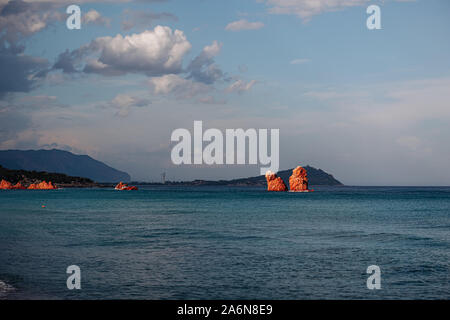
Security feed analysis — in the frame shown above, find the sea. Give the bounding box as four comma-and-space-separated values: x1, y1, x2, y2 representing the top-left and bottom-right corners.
0, 186, 449, 299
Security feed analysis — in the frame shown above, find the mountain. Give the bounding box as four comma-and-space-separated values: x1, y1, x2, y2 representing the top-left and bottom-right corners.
141, 165, 342, 186
0, 149, 130, 183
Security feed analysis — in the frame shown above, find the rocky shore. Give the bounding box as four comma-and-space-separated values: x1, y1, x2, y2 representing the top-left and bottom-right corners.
0, 179, 56, 190
0, 165, 105, 189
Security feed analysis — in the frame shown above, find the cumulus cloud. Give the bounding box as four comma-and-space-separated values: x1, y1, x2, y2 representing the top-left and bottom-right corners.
148, 74, 210, 99
49, 27, 227, 102
83, 9, 110, 26
187, 40, 224, 84
225, 19, 264, 31
0, 0, 64, 44
226, 79, 257, 93
121, 9, 177, 31
53, 26, 192, 77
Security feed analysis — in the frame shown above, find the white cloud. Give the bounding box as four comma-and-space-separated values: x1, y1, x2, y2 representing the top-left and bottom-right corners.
0, 0, 64, 44
201, 40, 222, 58
187, 40, 224, 84
110, 94, 150, 117
55, 26, 192, 77
226, 79, 257, 93
225, 19, 264, 31
148, 74, 210, 99
83, 9, 110, 26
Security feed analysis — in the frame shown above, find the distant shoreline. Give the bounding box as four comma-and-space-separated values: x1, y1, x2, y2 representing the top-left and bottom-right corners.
1, 164, 343, 188
129, 166, 343, 187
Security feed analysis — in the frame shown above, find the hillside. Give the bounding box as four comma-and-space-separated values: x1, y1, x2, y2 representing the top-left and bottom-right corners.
0, 165, 99, 188
0, 149, 130, 183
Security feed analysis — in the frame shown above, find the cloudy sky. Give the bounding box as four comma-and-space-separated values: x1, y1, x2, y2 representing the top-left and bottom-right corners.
1, 0, 450, 185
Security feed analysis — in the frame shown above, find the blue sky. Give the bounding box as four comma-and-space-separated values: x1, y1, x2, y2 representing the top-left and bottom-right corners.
1, 0, 450, 185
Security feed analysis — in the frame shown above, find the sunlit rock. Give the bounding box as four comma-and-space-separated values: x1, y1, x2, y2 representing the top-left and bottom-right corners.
12, 182, 26, 190
289, 166, 309, 192
115, 181, 138, 191
265, 171, 288, 192
0, 179, 13, 189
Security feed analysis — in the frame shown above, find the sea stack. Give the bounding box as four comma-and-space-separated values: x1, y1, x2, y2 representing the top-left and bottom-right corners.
265, 171, 288, 191
289, 166, 309, 192
114, 182, 138, 191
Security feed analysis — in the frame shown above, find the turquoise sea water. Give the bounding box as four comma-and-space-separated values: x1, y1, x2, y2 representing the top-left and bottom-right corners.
0, 186, 449, 299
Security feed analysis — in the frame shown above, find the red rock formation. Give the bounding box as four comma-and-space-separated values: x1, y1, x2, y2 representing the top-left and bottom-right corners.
265, 171, 288, 192
27, 181, 57, 190
289, 166, 309, 192
115, 182, 126, 190
12, 182, 26, 190
37, 181, 56, 189
0, 179, 13, 189
115, 182, 138, 191
27, 183, 38, 190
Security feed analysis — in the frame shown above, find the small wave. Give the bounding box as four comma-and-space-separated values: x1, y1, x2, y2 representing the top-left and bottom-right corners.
0, 280, 15, 299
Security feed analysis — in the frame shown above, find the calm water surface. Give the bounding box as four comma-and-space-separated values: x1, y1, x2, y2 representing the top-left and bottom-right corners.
0, 186, 449, 299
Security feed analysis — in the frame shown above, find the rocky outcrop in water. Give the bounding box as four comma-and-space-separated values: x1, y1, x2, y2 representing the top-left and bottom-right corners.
289, 166, 309, 192
265, 171, 288, 191
0, 179, 13, 189
27, 181, 57, 190
114, 182, 138, 191
0, 179, 56, 190
12, 182, 26, 189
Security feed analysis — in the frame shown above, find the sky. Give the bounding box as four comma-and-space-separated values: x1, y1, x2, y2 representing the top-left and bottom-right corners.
1, 0, 450, 185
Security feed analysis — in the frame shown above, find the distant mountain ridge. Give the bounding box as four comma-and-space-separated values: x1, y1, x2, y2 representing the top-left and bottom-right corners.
0, 149, 130, 183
